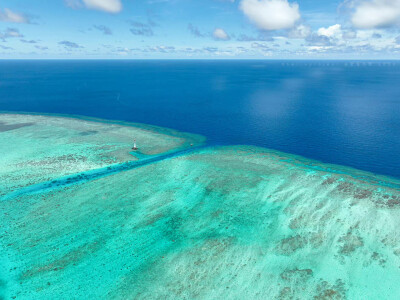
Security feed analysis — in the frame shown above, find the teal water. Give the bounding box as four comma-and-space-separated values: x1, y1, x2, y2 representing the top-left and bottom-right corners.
1, 145, 206, 201
1, 114, 400, 299
0, 113, 204, 197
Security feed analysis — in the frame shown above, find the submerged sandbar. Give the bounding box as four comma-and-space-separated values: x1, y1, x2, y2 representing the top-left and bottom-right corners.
0, 113, 204, 196
1, 114, 400, 299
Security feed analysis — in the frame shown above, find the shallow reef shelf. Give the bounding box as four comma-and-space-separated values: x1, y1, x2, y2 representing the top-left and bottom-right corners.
1, 145, 207, 201
1, 114, 400, 300
0, 113, 204, 197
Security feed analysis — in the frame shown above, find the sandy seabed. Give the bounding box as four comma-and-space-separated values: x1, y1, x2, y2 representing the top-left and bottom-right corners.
1, 114, 400, 300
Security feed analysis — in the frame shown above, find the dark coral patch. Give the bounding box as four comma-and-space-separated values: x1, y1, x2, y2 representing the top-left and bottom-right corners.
0, 121, 35, 132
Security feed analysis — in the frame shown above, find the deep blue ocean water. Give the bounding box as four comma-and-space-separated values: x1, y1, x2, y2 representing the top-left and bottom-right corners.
0, 60, 399, 178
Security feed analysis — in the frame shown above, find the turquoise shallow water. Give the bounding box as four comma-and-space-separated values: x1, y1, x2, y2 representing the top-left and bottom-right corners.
0, 113, 204, 197
1, 114, 400, 299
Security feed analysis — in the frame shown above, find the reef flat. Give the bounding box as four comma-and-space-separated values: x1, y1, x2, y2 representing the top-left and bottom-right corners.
1, 116, 400, 300
0, 113, 204, 197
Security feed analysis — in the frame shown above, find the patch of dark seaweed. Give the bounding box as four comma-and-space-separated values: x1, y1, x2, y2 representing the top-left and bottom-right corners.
314, 279, 347, 300
278, 286, 293, 299
276, 233, 324, 255
353, 189, 372, 199
78, 130, 98, 136
15, 155, 88, 168
280, 268, 313, 282
276, 235, 307, 255
19, 238, 104, 280
322, 177, 336, 185
0, 121, 35, 132
371, 251, 386, 267
372, 195, 400, 209
338, 231, 364, 255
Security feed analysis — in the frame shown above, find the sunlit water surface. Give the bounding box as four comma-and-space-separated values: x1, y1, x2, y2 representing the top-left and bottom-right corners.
0, 60, 399, 177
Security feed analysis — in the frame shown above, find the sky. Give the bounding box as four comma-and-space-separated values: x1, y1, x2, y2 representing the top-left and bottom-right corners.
1, 0, 400, 59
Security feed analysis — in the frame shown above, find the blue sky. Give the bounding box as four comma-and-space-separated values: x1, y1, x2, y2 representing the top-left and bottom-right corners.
1, 0, 400, 59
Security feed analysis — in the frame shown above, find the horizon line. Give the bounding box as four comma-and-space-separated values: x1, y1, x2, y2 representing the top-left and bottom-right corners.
1, 58, 400, 61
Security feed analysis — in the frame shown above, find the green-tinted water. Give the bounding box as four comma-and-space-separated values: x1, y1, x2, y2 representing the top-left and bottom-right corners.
1, 114, 400, 299
0, 114, 204, 197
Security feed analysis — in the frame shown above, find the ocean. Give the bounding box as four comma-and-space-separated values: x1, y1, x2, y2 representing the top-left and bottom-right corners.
2, 63, 400, 299
0, 60, 399, 178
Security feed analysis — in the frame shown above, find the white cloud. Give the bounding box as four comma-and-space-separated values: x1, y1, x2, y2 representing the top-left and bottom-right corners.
316, 24, 358, 41
240, 0, 300, 30
351, 0, 400, 28
318, 24, 342, 38
0, 8, 29, 23
213, 28, 230, 40
307, 45, 333, 52
312, 24, 353, 46
66, 0, 122, 13
83, 0, 122, 13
